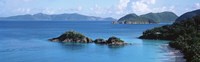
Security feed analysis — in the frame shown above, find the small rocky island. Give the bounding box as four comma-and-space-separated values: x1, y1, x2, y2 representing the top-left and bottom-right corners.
94, 37, 128, 45
49, 31, 128, 46
49, 31, 93, 43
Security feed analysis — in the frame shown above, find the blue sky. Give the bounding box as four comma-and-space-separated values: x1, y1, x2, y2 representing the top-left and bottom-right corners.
0, 0, 200, 19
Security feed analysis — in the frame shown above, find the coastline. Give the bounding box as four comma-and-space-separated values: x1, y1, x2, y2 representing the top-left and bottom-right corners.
160, 44, 186, 62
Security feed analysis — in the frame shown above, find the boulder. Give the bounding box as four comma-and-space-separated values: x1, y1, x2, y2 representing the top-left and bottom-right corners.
94, 36, 128, 45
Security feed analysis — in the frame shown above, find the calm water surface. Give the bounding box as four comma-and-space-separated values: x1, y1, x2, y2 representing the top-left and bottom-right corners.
0, 21, 180, 62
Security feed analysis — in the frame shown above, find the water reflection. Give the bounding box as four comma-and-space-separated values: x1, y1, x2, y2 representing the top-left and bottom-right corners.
108, 44, 125, 48
141, 39, 185, 62
59, 42, 87, 51
58, 42, 127, 51
159, 44, 186, 62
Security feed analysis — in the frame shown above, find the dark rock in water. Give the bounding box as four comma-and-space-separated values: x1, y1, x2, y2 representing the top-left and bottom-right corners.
94, 36, 128, 45
107, 36, 125, 45
49, 31, 93, 43
112, 21, 118, 24
49, 31, 129, 47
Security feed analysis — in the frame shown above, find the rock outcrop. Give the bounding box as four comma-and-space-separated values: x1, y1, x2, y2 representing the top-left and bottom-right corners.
49, 31, 130, 48
49, 31, 93, 43
94, 36, 128, 45
49, 31, 129, 46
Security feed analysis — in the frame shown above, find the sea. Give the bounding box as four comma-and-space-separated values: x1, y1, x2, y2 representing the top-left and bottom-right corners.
0, 21, 184, 62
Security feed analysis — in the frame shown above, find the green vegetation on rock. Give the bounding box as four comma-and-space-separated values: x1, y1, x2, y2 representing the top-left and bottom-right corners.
94, 36, 127, 45
117, 13, 156, 24
139, 14, 200, 62
49, 31, 128, 46
140, 12, 178, 23
116, 12, 178, 24
49, 31, 93, 43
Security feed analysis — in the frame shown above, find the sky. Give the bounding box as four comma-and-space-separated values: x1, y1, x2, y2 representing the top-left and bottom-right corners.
0, 0, 200, 19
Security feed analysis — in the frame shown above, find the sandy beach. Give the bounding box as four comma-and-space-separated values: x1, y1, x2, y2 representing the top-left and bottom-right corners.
160, 44, 186, 62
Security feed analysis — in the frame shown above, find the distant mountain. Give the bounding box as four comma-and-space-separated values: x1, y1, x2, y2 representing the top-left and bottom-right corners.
116, 13, 156, 24
140, 12, 178, 23
175, 9, 200, 22
116, 12, 178, 24
0, 13, 116, 21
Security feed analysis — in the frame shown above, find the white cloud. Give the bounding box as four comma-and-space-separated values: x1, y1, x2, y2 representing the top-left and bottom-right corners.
195, 3, 200, 9
149, 0, 156, 4
151, 6, 175, 13
42, 8, 56, 14
131, 0, 176, 15
89, 4, 115, 17
41, 7, 84, 14
140, 0, 156, 4
90, 4, 103, 15
77, 6, 83, 11
132, 1, 150, 13
117, 0, 130, 14
131, 0, 153, 14
1, 0, 179, 18
87, 0, 175, 18
16, 8, 31, 14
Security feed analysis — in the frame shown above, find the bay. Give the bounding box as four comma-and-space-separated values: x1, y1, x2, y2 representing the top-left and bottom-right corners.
0, 21, 180, 62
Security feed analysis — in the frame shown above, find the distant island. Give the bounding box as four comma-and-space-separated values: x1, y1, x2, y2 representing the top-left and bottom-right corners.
49, 31, 129, 46
116, 13, 156, 24
114, 11, 178, 24
0, 13, 116, 21
139, 9, 200, 62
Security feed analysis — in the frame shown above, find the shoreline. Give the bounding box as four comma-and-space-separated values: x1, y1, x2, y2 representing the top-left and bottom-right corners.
160, 44, 186, 62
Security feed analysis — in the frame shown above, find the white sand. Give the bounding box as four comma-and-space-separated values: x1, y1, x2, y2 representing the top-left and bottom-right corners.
159, 44, 186, 62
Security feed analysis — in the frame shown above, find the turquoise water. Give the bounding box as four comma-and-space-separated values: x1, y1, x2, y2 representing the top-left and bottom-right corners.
0, 21, 177, 62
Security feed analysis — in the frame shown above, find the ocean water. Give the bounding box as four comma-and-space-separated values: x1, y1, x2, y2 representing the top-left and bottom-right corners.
0, 21, 180, 62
